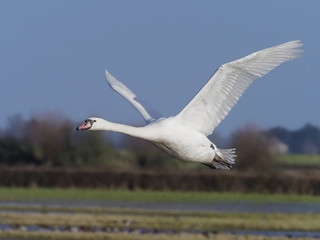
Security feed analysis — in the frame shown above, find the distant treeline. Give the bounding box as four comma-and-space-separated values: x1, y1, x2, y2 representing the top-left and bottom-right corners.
270, 124, 320, 154
0, 167, 319, 195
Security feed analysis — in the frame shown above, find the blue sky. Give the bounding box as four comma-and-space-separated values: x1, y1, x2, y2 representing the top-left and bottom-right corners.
1, 1, 319, 137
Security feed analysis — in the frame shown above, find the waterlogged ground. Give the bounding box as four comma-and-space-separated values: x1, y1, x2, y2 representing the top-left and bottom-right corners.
1, 198, 320, 213
0, 188, 320, 240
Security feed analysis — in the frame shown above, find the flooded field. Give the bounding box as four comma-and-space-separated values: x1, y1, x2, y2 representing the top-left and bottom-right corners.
1, 198, 320, 213
0, 188, 319, 240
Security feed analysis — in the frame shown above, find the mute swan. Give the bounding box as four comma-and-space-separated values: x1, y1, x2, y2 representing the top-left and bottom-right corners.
77, 40, 303, 169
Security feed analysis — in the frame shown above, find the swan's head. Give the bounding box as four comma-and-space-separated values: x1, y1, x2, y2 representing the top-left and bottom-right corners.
76, 117, 105, 131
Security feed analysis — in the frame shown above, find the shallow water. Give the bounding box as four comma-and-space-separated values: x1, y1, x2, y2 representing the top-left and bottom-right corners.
229, 230, 320, 238
1, 199, 320, 213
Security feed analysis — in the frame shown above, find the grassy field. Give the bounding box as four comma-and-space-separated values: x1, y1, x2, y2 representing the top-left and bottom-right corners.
1, 187, 320, 203
276, 154, 320, 167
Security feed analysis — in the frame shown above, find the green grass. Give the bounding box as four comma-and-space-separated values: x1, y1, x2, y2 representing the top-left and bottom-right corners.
0, 187, 320, 203
276, 154, 320, 167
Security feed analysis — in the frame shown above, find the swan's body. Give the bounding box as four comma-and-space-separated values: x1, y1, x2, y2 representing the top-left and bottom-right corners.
77, 41, 303, 169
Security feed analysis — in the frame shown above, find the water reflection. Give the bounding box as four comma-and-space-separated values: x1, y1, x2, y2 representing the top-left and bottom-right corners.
1, 199, 320, 213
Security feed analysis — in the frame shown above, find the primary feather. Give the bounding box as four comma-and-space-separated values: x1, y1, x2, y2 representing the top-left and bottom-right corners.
105, 69, 163, 123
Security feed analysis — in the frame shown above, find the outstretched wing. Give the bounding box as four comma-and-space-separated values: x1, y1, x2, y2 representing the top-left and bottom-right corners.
105, 69, 163, 124
176, 40, 303, 136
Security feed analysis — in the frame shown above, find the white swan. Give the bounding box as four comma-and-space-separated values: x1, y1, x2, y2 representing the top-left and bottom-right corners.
77, 40, 303, 169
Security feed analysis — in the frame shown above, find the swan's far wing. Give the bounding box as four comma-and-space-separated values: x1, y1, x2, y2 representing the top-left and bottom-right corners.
105, 69, 163, 124
176, 40, 303, 136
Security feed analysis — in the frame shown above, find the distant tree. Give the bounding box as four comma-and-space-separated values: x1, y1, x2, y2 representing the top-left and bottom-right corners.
0, 113, 115, 167
22, 114, 73, 166
269, 124, 320, 154
230, 125, 276, 172
296, 124, 320, 154
0, 137, 40, 166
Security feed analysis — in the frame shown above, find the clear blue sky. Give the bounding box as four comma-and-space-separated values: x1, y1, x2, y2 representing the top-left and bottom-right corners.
1, 1, 319, 137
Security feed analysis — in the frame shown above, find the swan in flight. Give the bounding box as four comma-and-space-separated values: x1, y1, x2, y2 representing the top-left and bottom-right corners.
77, 40, 303, 169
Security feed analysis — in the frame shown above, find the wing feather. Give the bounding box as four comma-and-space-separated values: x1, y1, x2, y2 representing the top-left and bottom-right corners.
176, 40, 303, 136
105, 69, 163, 124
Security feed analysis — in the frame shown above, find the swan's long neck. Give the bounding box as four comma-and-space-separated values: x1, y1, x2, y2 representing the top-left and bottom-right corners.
95, 119, 154, 141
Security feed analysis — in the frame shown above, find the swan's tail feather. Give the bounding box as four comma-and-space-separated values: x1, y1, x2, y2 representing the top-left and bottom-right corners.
203, 148, 236, 170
